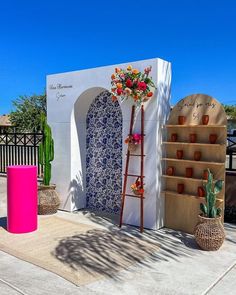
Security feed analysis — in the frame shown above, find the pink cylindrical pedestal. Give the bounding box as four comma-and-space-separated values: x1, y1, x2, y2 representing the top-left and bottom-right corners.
7, 165, 37, 234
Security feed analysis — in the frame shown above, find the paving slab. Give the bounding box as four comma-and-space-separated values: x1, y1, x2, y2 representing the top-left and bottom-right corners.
0, 176, 236, 295
207, 265, 236, 295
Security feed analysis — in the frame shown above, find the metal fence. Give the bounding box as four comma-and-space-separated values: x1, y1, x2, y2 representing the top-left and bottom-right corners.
0, 133, 43, 176
0, 132, 235, 175
226, 133, 236, 171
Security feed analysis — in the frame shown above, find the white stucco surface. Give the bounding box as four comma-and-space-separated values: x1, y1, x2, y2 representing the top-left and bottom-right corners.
47, 58, 171, 229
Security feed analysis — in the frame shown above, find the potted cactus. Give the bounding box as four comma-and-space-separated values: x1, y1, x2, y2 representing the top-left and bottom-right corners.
194, 169, 225, 251
38, 114, 60, 215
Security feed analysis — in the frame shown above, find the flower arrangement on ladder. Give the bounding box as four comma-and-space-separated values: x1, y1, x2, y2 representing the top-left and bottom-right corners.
110, 65, 156, 232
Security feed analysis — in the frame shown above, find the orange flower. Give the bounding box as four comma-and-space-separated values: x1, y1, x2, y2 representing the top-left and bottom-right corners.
127, 65, 132, 71
132, 69, 139, 75
111, 73, 116, 80
133, 94, 139, 101
115, 67, 121, 73
147, 91, 153, 97
124, 137, 130, 144
112, 95, 117, 102
116, 83, 123, 89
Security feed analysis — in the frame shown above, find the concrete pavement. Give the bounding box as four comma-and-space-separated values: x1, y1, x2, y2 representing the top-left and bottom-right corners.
0, 176, 236, 295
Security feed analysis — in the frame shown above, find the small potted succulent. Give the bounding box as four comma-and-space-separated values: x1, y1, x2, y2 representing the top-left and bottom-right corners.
38, 114, 60, 215
194, 169, 225, 251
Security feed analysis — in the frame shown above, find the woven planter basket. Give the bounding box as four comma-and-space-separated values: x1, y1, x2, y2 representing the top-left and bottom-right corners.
128, 142, 138, 152
38, 184, 60, 215
194, 215, 225, 251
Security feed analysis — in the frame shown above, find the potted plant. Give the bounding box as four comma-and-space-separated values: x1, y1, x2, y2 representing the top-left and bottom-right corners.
124, 133, 142, 152
194, 169, 225, 251
131, 177, 144, 195
38, 114, 60, 215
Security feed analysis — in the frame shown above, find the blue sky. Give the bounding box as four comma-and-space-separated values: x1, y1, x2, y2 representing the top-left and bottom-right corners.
0, 0, 235, 114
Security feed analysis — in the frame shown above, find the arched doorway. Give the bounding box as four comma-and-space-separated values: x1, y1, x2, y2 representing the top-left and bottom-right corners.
86, 90, 122, 213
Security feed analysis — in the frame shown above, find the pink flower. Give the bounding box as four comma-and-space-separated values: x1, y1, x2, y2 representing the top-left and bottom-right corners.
137, 81, 147, 91
144, 66, 152, 75
126, 79, 133, 88
133, 133, 142, 144
117, 88, 123, 95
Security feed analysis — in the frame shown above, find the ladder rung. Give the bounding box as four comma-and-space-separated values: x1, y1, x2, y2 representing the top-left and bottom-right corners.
122, 194, 145, 199
124, 174, 145, 178
127, 154, 146, 157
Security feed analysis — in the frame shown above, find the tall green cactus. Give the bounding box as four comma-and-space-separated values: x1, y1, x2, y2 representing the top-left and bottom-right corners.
39, 114, 54, 185
200, 169, 223, 218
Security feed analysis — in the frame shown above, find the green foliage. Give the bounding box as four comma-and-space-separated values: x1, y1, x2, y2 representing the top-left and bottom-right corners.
223, 104, 236, 119
39, 114, 54, 185
200, 169, 223, 218
9, 93, 46, 132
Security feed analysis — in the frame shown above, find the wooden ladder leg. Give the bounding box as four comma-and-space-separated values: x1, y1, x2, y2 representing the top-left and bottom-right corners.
140, 105, 145, 233
119, 105, 136, 228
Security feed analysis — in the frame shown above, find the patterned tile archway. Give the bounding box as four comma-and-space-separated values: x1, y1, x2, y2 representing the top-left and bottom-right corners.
86, 90, 122, 214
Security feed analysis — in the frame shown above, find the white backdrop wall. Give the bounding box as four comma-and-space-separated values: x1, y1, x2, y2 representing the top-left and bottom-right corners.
47, 58, 171, 229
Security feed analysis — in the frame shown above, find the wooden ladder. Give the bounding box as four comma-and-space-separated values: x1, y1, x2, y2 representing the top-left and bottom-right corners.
119, 104, 145, 233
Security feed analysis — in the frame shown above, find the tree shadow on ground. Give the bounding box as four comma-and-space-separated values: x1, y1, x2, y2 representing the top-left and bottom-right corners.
52, 209, 203, 280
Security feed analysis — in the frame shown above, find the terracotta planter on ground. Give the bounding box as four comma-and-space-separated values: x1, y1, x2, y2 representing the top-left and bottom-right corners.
202, 115, 209, 125
194, 151, 201, 161
209, 134, 218, 144
177, 150, 184, 159
186, 167, 193, 178
178, 116, 186, 125
166, 166, 174, 176
171, 133, 178, 142
38, 184, 60, 215
177, 183, 184, 194
194, 215, 225, 251
189, 133, 197, 143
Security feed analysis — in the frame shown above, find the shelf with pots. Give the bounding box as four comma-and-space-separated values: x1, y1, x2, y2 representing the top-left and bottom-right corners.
161, 190, 224, 203
162, 174, 215, 183
162, 142, 225, 147
162, 95, 227, 234
162, 158, 225, 166
164, 125, 226, 128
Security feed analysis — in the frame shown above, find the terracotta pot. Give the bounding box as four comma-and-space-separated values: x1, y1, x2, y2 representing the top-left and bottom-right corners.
171, 133, 178, 142
178, 116, 186, 125
166, 166, 174, 176
177, 150, 184, 159
194, 215, 225, 251
203, 170, 209, 180
194, 151, 201, 161
202, 115, 209, 125
209, 134, 218, 144
198, 186, 205, 198
177, 183, 184, 194
186, 167, 193, 178
189, 133, 197, 143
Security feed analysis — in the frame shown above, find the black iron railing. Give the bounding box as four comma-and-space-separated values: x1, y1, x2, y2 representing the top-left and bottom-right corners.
0, 133, 43, 176
227, 133, 236, 171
